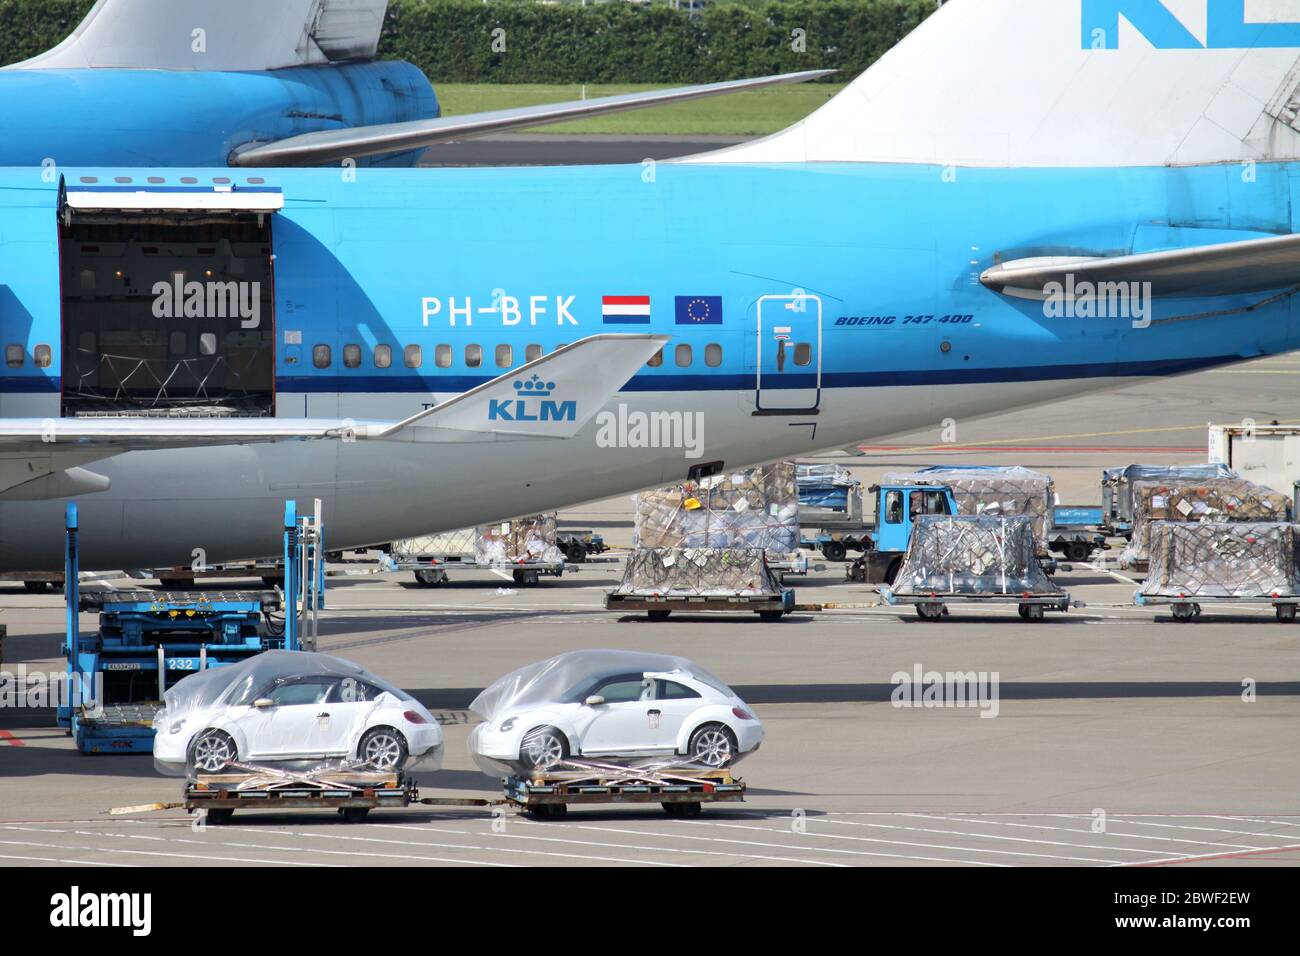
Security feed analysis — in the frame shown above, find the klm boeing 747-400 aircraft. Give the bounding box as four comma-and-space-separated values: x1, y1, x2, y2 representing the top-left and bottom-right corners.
5, 0, 1300, 572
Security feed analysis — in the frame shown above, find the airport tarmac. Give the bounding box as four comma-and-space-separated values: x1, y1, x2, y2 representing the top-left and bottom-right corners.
2, 357, 1299, 867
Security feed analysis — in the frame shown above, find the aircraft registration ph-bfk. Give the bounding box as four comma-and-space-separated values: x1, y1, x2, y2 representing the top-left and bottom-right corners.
5, 0, 1300, 572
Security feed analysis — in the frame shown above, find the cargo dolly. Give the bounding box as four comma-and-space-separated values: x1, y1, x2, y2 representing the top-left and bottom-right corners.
605, 587, 795, 621
1133, 590, 1300, 622
878, 585, 1072, 621
114, 760, 744, 824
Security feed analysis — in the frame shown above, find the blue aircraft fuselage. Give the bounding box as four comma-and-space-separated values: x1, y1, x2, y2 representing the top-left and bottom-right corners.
0, 158, 1296, 568
0, 61, 439, 168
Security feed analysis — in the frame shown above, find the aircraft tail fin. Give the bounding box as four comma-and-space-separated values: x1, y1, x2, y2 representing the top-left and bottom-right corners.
10, 0, 388, 72
690, 0, 1300, 168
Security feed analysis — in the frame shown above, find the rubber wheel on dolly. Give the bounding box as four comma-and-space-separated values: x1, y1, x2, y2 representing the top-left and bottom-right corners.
647, 609, 671, 621
1278, 604, 1298, 622
915, 602, 946, 621
527, 803, 568, 820
757, 610, 785, 622
1171, 603, 1200, 622
512, 569, 540, 586
566, 542, 587, 564
203, 807, 235, 826
1018, 604, 1045, 621
1065, 542, 1091, 562
662, 802, 703, 818
339, 807, 371, 823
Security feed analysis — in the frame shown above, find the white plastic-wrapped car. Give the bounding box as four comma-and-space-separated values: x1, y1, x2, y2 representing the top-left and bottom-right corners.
153, 650, 443, 777
469, 649, 762, 776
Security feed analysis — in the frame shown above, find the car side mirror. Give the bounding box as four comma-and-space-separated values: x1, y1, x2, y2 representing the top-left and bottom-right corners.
253, 698, 274, 709
584, 695, 605, 707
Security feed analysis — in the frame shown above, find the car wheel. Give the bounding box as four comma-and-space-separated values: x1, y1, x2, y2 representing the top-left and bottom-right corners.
688, 723, 738, 768
357, 726, 408, 772
189, 729, 237, 774
519, 725, 568, 771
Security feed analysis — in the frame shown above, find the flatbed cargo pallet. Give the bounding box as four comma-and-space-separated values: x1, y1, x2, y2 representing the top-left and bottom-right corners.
879, 586, 1071, 621
395, 556, 566, 587
1134, 591, 1300, 622
504, 767, 745, 818
185, 770, 419, 823
605, 589, 794, 621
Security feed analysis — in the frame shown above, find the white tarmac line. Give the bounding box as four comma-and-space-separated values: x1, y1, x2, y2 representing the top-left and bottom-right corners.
0, 838, 335, 867
504, 819, 999, 867
246, 824, 680, 867
175, 835, 519, 868
1104, 817, 1300, 841
891, 813, 1269, 851
688, 820, 1121, 864
0, 852, 132, 866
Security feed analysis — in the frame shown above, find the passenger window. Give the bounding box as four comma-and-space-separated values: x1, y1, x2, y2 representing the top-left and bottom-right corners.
199, 333, 218, 356
33, 345, 52, 369
5, 345, 23, 368
794, 342, 812, 367
647, 348, 663, 368
675, 344, 692, 367
704, 343, 722, 368
465, 344, 482, 368
374, 345, 392, 369
434, 344, 451, 368
594, 677, 653, 703
495, 344, 513, 368
657, 680, 701, 701
885, 491, 904, 524
313, 344, 332, 368
404, 345, 422, 369
525, 344, 542, 362
343, 344, 362, 369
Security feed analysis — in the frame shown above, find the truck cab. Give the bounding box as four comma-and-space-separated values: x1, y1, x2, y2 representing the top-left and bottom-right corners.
848, 483, 959, 584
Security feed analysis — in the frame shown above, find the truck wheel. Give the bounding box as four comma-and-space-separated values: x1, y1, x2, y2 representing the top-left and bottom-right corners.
884, 558, 903, 586
565, 542, 587, 563
822, 541, 847, 562
1065, 542, 1091, 562
847, 559, 867, 583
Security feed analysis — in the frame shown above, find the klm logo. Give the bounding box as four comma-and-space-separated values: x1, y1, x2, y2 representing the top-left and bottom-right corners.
1083, 0, 1300, 49
488, 374, 577, 423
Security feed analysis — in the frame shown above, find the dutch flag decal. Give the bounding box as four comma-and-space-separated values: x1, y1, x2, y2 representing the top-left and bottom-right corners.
602, 295, 651, 324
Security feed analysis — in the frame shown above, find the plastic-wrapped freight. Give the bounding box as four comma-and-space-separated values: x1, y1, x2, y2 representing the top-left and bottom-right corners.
468, 649, 763, 776
152, 650, 443, 781
891, 516, 1063, 596
1121, 479, 1290, 566
882, 466, 1054, 550
475, 514, 564, 565
1139, 521, 1300, 599
795, 462, 860, 510
389, 527, 478, 559
613, 548, 784, 597
1102, 463, 1234, 528
634, 463, 800, 559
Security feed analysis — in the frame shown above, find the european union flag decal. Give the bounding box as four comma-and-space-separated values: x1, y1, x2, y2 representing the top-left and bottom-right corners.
675, 295, 723, 325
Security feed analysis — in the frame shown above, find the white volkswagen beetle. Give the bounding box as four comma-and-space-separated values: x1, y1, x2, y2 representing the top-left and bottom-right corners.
469, 650, 762, 775
153, 650, 443, 776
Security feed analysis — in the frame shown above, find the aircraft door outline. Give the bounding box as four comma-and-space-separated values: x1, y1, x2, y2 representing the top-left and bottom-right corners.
755, 292, 822, 415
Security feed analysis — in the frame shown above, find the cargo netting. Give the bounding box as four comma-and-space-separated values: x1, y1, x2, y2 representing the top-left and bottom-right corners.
883, 466, 1053, 550
634, 463, 800, 559
795, 462, 860, 510
1102, 463, 1235, 525
613, 548, 784, 597
1120, 479, 1290, 566
390, 515, 563, 565
1139, 521, 1300, 599
890, 515, 1062, 596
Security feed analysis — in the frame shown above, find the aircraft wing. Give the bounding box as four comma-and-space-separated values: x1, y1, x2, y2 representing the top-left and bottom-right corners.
980, 233, 1300, 299
0, 333, 667, 498
231, 70, 835, 167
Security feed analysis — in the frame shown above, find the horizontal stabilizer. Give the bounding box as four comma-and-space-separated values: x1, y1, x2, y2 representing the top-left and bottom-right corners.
0, 333, 666, 493
980, 233, 1300, 299
231, 70, 834, 166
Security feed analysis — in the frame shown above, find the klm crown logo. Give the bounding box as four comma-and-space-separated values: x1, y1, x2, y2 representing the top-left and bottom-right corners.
1083, 0, 1300, 49
488, 374, 576, 423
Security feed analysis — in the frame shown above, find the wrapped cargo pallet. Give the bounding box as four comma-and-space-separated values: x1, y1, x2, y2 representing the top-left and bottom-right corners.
389, 527, 479, 560
634, 463, 800, 560
1139, 521, 1300, 599
882, 466, 1053, 550
476, 515, 564, 565
613, 548, 784, 597
795, 462, 860, 510
1120, 479, 1290, 566
1101, 463, 1234, 528
891, 515, 1062, 596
